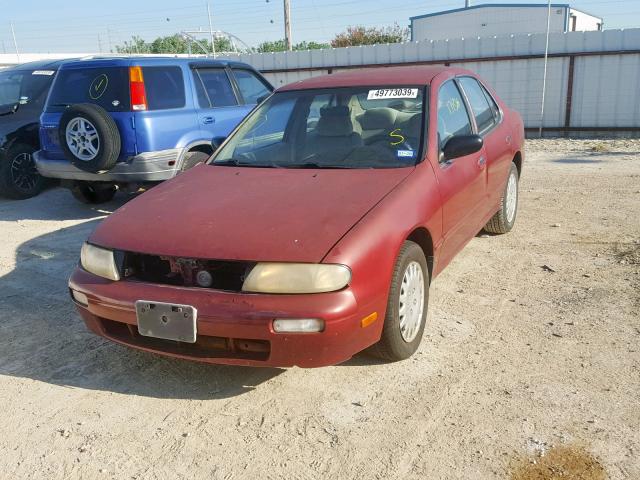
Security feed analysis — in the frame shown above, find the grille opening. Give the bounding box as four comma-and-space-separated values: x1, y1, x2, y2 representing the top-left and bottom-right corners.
100, 318, 270, 361
122, 252, 253, 291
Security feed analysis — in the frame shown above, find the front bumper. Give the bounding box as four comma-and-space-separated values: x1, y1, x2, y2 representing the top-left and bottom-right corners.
69, 268, 382, 368
34, 148, 185, 182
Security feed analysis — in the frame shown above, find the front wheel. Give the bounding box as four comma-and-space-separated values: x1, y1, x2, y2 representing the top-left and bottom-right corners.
484, 162, 519, 234
369, 241, 429, 361
70, 181, 117, 204
0, 144, 46, 199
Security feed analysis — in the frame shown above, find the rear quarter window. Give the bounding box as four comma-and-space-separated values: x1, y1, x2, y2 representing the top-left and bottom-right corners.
142, 66, 185, 110
46, 67, 130, 113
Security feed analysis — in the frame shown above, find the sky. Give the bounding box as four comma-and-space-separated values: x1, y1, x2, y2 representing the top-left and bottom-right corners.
0, 0, 639, 54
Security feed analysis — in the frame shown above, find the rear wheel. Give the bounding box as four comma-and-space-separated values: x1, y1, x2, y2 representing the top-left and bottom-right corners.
0, 144, 45, 199
70, 181, 117, 204
484, 162, 519, 234
369, 241, 429, 361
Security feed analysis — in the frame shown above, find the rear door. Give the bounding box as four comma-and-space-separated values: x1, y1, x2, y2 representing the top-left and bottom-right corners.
433, 79, 488, 261
133, 65, 198, 154
191, 67, 248, 140
457, 76, 512, 212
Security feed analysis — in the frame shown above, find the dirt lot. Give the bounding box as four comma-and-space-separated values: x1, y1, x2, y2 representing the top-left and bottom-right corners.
0, 139, 638, 480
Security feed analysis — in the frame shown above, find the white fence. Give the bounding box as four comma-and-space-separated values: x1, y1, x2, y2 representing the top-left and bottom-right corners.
2, 28, 639, 134
220, 28, 640, 134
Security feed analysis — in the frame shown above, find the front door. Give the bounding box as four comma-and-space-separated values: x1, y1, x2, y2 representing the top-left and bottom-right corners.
432, 79, 488, 264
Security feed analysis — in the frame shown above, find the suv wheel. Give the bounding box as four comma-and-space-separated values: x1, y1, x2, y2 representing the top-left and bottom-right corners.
59, 104, 121, 173
70, 181, 117, 204
0, 144, 46, 199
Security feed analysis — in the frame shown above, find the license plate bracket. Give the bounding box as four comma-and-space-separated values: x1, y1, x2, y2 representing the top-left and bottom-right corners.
135, 300, 197, 343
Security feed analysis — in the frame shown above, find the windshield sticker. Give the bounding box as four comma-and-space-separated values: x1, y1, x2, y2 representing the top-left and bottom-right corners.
89, 74, 109, 100
389, 129, 406, 146
367, 88, 419, 100
32, 70, 55, 76
397, 150, 416, 158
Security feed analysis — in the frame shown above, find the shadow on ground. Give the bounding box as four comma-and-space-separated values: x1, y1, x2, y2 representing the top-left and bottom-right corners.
0, 217, 283, 400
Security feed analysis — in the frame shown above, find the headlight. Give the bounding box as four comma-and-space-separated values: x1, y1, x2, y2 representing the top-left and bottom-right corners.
242, 263, 351, 294
80, 242, 120, 281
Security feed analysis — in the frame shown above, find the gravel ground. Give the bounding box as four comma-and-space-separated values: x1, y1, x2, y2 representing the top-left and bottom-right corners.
0, 138, 638, 480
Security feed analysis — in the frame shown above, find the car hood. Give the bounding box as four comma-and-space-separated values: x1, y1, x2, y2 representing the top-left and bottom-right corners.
90, 164, 413, 263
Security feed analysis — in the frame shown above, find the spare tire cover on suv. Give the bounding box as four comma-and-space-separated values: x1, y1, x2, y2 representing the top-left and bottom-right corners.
59, 103, 121, 173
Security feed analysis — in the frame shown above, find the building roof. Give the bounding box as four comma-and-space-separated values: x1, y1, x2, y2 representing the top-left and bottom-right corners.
278, 65, 468, 91
410, 4, 602, 22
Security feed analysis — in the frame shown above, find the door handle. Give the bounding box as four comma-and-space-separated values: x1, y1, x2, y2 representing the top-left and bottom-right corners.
478, 156, 486, 168
202, 116, 215, 124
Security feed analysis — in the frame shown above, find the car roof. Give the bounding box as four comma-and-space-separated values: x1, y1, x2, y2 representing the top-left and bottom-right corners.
3, 58, 72, 72
278, 65, 472, 91
57, 56, 254, 70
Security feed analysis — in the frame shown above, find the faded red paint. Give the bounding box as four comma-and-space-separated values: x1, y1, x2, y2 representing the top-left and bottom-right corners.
69, 66, 525, 367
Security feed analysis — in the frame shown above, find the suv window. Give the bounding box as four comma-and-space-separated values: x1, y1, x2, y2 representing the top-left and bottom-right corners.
143, 66, 185, 110
0, 70, 54, 108
194, 69, 237, 108
46, 67, 130, 113
459, 77, 496, 133
437, 80, 472, 150
232, 69, 271, 104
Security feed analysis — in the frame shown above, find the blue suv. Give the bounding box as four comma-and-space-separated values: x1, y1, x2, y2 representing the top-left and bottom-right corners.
35, 56, 273, 203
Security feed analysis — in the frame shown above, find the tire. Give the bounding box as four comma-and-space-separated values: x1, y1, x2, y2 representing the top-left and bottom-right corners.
484, 162, 519, 234
180, 151, 210, 173
70, 181, 117, 204
369, 241, 429, 361
59, 103, 121, 173
0, 143, 46, 199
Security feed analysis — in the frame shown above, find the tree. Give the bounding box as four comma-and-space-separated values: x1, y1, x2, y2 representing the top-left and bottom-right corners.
331, 24, 409, 48
115, 34, 235, 55
254, 39, 329, 53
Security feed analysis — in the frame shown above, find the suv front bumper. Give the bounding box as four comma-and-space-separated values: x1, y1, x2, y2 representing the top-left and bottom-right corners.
34, 148, 185, 182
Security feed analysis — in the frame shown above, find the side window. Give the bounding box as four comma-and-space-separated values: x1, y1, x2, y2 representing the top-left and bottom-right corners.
232, 69, 271, 104
481, 84, 501, 122
142, 67, 185, 110
458, 77, 495, 134
194, 69, 237, 108
437, 80, 473, 151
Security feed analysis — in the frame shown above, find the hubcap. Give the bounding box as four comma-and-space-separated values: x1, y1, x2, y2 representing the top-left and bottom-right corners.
10, 152, 38, 192
398, 261, 425, 343
66, 117, 100, 161
505, 170, 518, 223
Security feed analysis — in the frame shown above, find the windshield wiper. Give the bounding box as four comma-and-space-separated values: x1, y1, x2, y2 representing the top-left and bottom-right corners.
214, 158, 281, 168
284, 162, 352, 169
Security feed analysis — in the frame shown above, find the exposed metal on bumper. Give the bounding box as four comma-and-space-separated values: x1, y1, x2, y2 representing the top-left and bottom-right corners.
69, 268, 380, 368
34, 148, 184, 182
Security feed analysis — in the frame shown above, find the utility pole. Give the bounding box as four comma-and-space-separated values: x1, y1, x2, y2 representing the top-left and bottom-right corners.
207, 1, 216, 57
10, 22, 20, 63
465, 0, 471, 7
539, 0, 552, 138
284, 0, 292, 51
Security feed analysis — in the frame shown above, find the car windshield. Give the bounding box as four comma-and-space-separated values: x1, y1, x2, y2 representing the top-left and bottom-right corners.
0, 69, 55, 108
212, 86, 426, 169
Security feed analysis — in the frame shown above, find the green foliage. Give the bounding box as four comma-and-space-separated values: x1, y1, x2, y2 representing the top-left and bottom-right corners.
114, 34, 234, 55
331, 24, 409, 48
254, 39, 329, 53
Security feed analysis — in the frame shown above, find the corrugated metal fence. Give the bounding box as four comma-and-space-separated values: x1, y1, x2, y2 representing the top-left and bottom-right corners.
220, 28, 640, 134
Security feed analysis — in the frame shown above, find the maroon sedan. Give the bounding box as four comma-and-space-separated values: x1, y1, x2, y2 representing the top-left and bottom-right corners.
69, 66, 524, 367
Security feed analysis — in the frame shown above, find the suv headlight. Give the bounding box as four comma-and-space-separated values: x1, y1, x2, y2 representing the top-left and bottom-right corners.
242, 263, 351, 294
80, 243, 120, 281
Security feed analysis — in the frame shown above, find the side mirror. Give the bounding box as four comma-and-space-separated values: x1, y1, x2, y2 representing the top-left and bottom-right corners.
442, 134, 483, 161
212, 136, 227, 150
